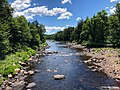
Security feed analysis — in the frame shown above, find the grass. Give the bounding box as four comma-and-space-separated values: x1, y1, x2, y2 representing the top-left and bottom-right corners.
115, 60, 120, 64
92, 48, 102, 53
107, 53, 112, 57
0, 48, 36, 86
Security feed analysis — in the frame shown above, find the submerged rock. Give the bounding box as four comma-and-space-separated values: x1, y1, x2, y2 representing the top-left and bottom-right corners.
54, 74, 65, 80
26, 82, 36, 88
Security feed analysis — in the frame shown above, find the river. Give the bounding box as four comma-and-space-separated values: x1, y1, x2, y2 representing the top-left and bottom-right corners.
26, 40, 119, 90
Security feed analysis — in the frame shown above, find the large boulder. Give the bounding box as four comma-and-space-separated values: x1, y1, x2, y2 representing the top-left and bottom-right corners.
12, 81, 26, 90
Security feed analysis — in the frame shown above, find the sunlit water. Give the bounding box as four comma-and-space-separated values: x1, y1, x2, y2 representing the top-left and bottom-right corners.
26, 40, 119, 90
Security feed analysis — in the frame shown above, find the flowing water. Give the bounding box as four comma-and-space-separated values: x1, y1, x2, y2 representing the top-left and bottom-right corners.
27, 40, 119, 90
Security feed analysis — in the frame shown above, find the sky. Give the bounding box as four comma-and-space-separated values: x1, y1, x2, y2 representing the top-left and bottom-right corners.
8, 0, 120, 34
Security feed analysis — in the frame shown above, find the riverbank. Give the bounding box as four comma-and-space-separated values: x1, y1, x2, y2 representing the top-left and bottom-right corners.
0, 44, 49, 90
70, 43, 120, 83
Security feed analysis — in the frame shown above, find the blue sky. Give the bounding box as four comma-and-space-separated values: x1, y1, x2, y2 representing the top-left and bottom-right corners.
9, 0, 120, 34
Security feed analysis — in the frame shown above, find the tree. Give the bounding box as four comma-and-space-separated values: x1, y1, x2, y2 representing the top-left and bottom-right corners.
63, 27, 74, 41
89, 10, 108, 46
9, 16, 32, 52
108, 15, 120, 47
54, 31, 64, 41
0, 0, 13, 59
0, 0, 13, 21
115, 3, 120, 20
70, 19, 83, 43
80, 17, 91, 45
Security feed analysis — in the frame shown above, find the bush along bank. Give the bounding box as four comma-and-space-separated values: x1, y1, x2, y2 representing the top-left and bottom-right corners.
0, 43, 48, 90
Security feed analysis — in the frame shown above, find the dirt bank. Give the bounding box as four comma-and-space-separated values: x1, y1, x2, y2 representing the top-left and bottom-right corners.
70, 44, 120, 83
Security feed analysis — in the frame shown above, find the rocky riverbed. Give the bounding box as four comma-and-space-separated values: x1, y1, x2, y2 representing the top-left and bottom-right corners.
2, 41, 120, 90
70, 43, 120, 84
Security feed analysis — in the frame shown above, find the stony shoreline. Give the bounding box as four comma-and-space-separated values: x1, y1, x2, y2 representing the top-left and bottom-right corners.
70, 43, 120, 83
0, 45, 50, 90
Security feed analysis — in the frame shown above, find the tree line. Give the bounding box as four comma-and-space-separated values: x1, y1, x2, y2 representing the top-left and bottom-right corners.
0, 0, 46, 59
52, 3, 120, 47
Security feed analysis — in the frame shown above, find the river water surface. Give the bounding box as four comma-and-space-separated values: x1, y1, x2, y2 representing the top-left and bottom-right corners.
27, 40, 119, 90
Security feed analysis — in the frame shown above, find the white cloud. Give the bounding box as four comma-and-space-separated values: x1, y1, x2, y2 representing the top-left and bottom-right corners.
58, 12, 72, 20
52, 7, 67, 14
76, 17, 82, 21
110, 0, 118, 2
24, 6, 67, 16
62, 0, 72, 4
45, 26, 65, 34
110, 7, 116, 14
11, 0, 31, 11
11, 0, 72, 20
13, 11, 34, 20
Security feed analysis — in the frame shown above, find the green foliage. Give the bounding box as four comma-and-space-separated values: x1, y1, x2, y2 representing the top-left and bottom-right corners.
45, 34, 55, 40
26, 48, 36, 56
115, 60, 120, 64
0, 48, 36, 77
0, 0, 46, 85
0, 78, 2, 86
53, 3, 120, 48
0, 0, 46, 59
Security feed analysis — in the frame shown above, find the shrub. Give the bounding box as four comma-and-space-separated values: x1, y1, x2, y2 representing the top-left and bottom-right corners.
0, 48, 36, 78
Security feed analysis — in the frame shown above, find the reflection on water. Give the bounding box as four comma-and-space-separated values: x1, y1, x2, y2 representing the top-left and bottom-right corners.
27, 40, 119, 90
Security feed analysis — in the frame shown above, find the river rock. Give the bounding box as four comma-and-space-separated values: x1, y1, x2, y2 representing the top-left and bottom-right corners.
14, 68, 20, 73
6, 86, 12, 90
12, 81, 25, 90
24, 71, 29, 75
34, 70, 39, 73
54, 70, 58, 72
29, 58, 32, 61
26, 82, 36, 88
47, 69, 51, 72
8, 74, 12, 78
20, 62, 27, 66
54, 74, 65, 80
0, 87, 2, 90
28, 71, 34, 75
100, 86, 120, 90
116, 76, 120, 81
20, 69, 24, 74
27, 89, 31, 90
84, 60, 92, 64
